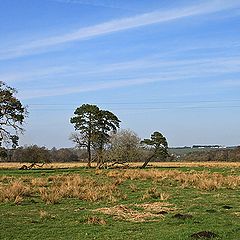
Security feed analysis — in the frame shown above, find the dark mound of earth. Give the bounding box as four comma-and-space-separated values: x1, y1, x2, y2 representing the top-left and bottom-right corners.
206, 209, 217, 213
157, 211, 168, 215
222, 205, 233, 209
173, 213, 193, 219
191, 231, 218, 239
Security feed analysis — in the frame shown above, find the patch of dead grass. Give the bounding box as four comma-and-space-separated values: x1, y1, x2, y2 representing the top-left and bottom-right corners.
0, 180, 31, 203
0, 174, 123, 204
1, 161, 240, 169
86, 216, 107, 225
93, 201, 175, 222
106, 169, 240, 190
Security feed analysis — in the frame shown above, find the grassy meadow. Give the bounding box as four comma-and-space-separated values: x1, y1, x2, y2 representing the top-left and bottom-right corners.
0, 162, 240, 240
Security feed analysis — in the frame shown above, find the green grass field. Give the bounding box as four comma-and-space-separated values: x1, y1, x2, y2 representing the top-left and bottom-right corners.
0, 165, 240, 240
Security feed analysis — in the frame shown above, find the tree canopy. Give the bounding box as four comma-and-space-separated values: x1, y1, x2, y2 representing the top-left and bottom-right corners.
70, 104, 120, 168
0, 81, 27, 148
141, 131, 168, 168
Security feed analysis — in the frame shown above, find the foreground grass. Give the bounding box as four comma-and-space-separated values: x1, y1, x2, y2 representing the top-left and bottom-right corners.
0, 166, 240, 240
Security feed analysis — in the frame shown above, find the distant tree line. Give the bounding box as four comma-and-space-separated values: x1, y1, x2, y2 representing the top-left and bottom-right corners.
176, 147, 240, 162
0, 145, 82, 163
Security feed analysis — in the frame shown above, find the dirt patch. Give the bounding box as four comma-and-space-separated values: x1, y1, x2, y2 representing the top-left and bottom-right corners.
93, 202, 175, 222
206, 209, 217, 213
173, 213, 193, 220
222, 205, 233, 209
157, 211, 168, 215
191, 231, 218, 239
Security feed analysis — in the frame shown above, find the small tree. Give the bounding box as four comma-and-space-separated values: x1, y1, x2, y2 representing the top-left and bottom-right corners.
108, 129, 141, 164
140, 131, 168, 168
0, 81, 27, 148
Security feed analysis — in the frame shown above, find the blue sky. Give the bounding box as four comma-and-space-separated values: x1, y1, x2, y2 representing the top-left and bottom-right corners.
1, 0, 240, 148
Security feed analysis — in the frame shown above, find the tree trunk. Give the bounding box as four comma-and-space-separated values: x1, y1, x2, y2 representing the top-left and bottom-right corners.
140, 154, 155, 169
96, 148, 103, 169
87, 140, 91, 168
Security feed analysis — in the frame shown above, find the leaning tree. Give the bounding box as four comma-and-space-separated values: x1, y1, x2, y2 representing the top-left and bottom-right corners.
140, 131, 168, 168
0, 81, 27, 149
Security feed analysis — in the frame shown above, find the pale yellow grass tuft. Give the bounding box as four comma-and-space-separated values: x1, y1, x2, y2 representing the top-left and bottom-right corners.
86, 216, 107, 225
129, 183, 138, 192
31, 178, 48, 187
0, 180, 31, 203
39, 210, 56, 219
39, 187, 62, 204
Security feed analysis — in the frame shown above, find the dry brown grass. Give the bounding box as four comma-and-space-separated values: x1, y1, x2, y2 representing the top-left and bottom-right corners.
39, 210, 56, 219
0, 180, 31, 203
31, 178, 48, 187
1, 161, 240, 169
0, 165, 239, 205
142, 186, 165, 200
93, 201, 174, 222
0, 174, 123, 204
38, 174, 122, 204
135, 201, 175, 213
142, 187, 170, 201
86, 216, 107, 225
129, 183, 138, 192
48, 175, 121, 203
106, 169, 240, 190
39, 187, 62, 204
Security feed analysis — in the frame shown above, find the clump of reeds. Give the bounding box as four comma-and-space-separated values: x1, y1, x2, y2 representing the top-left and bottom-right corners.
31, 178, 48, 187
0, 180, 31, 203
39, 187, 62, 204
106, 169, 240, 190
0, 174, 123, 204
39, 174, 123, 204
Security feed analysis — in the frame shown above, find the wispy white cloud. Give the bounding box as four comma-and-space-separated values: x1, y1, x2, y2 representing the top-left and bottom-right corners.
46, 0, 137, 12
2, 55, 240, 84
220, 79, 240, 86
1, 0, 239, 60
18, 76, 166, 99
14, 54, 240, 99
0, 66, 72, 83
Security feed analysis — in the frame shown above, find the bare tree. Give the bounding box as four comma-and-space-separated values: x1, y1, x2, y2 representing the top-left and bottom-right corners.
107, 129, 141, 166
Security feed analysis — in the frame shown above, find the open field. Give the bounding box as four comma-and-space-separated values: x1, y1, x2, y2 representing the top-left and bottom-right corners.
0, 164, 240, 240
1, 161, 240, 169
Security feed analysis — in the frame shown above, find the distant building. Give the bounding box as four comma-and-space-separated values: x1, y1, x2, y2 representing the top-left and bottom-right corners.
192, 145, 224, 149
